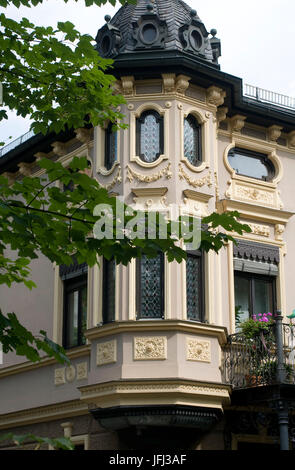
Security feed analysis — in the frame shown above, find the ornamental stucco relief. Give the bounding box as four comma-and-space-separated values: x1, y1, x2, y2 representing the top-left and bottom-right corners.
54, 368, 66, 386
186, 338, 211, 363
97, 340, 117, 366
126, 162, 172, 183
134, 337, 167, 361
179, 164, 213, 188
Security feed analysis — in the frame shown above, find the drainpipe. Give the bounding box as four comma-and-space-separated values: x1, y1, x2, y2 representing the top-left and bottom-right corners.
275, 312, 289, 450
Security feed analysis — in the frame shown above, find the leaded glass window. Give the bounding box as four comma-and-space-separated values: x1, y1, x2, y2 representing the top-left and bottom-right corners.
136, 253, 164, 319
184, 115, 202, 166
228, 147, 275, 181
63, 274, 88, 349
105, 122, 117, 170
186, 251, 204, 321
136, 110, 164, 163
103, 258, 116, 323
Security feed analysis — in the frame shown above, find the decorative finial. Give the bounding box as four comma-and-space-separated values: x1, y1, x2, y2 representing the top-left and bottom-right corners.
146, 3, 154, 12
210, 29, 217, 37
104, 15, 111, 23
190, 9, 197, 18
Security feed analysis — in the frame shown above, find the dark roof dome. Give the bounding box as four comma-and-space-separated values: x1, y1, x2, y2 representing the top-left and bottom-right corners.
95, 0, 221, 66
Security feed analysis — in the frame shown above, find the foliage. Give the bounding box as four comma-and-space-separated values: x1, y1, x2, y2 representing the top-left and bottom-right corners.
238, 313, 274, 340
0, 432, 74, 450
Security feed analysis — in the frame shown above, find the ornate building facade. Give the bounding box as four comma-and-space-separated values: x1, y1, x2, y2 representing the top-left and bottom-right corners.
1, 0, 295, 450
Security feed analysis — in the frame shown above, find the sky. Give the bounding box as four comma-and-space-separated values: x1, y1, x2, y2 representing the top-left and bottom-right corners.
1, 0, 295, 146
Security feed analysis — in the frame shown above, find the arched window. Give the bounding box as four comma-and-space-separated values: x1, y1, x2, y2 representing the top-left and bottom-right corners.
136, 253, 164, 319
105, 122, 117, 170
136, 110, 164, 163
228, 147, 275, 181
184, 114, 202, 167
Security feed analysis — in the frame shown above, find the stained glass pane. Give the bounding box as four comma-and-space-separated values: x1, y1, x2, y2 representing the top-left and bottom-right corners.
66, 290, 79, 348
103, 259, 116, 323
184, 116, 200, 166
186, 254, 202, 321
140, 113, 160, 163
81, 285, 88, 345
138, 255, 163, 318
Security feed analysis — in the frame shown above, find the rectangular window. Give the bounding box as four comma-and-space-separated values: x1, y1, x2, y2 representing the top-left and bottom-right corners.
63, 274, 88, 349
102, 258, 116, 324
234, 271, 276, 328
186, 250, 204, 322
136, 253, 164, 319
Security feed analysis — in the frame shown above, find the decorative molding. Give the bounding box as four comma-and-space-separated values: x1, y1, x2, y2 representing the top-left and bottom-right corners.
54, 368, 66, 386
186, 339, 211, 363
75, 128, 92, 144
0, 400, 88, 430
121, 76, 135, 96
134, 337, 167, 361
175, 75, 191, 95
206, 86, 226, 107
76, 362, 88, 381
126, 162, 172, 183
97, 340, 117, 366
268, 125, 283, 142
216, 106, 228, 125
162, 73, 176, 93
247, 223, 270, 238
51, 141, 67, 157
84, 320, 228, 347
233, 239, 280, 264
79, 380, 231, 409
287, 130, 295, 149
18, 162, 35, 176
182, 189, 213, 217
2, 171, 17, 185
65, 365, 76, 383
217, 199, 294, 226
100, 166, 122, 191
179, 164, 213, 188
229, 115, 247, 133
275, 224, 285, 241
127, 103, 134, 111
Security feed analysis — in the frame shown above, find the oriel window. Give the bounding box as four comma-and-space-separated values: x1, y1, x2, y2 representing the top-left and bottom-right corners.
136, 110, 164, 163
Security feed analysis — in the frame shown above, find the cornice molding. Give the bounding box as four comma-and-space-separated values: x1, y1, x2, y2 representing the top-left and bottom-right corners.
217, 199, 295, 225
84, 320, 228, 346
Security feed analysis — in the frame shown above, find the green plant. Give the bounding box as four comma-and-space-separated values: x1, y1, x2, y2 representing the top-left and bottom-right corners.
239, 313, 274, 340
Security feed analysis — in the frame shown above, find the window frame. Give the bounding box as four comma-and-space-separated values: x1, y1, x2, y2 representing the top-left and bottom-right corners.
136, 253, 165, 320
102, 257, 116, 324
228, 147, 276, 182
234, 270, 276, 325
183, 114, 202, 168
104, 121, 118, 171
63, 273, 88, 349
136, 109, 164, 164
186, 249, 205, 322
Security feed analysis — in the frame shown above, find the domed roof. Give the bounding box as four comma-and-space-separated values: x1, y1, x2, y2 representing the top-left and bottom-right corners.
95, 0, 221, 66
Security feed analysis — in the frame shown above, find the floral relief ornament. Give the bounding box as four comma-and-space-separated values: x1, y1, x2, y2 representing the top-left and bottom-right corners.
186, 339, 211, 363
179, 163, 213, 188
126, 162, 172, 183
134, 337, 167, 361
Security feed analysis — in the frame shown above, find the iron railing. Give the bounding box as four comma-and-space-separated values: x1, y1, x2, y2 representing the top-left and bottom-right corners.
0, 129, 35, 159
244, 84, 295, 110
222, 318, 295, 389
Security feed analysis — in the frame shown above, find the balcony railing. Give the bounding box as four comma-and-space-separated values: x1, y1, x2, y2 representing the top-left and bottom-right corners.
244, 84, 295, 110
222, 317, 295, 389
0, 130, 35, 159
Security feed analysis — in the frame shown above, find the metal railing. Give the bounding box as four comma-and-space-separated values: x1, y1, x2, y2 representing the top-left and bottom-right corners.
244, 84, 295, 110
0, 129, 35, 158
222, 318, 295, 389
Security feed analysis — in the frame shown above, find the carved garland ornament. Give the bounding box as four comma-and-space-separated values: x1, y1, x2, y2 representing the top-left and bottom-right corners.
101, 166, 122, 191
97, 340, 117, 366
179, 163, 213, 188
247, 223, 270, 238
126, 162, 172, 183
186, 339, 211, 363
134, 337, 167, 361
